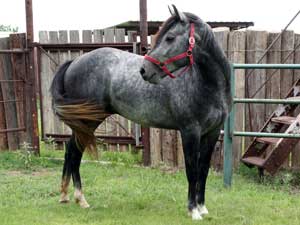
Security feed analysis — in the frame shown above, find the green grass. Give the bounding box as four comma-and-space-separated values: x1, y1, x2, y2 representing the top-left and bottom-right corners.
0, 151, 300, 225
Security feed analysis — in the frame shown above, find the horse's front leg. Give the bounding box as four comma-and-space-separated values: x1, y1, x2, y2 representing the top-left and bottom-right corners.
180, 126, 203, 220
196, 128, 221, 216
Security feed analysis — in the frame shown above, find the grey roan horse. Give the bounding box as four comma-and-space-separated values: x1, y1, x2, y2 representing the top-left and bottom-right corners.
50, 5, 231, 220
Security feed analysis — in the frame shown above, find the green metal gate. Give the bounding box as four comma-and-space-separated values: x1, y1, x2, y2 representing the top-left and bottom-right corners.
223, 63, 300, 187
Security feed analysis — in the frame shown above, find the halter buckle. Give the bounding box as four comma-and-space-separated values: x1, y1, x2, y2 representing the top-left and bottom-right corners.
189, 37, 195, 46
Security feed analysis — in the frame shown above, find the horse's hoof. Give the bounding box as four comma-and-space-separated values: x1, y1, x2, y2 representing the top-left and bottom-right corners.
188, 208, 203, 220
59, 194, 70, 203
198, 204, 208, 215
74, 189, 90, 208
76, 199, 90, 208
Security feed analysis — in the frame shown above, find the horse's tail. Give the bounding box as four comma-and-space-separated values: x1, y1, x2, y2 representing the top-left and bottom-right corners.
50, 60, 108, 157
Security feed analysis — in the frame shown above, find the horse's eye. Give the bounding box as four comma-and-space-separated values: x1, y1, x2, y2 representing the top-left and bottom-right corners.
166, 34, 176, 41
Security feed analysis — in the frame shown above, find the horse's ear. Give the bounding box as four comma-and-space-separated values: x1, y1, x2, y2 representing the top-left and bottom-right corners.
168, 5, 174, 15
172, 4, 187, 23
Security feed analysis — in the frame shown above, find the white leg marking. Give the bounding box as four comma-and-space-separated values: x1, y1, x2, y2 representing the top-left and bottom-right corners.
74, 189, 90, 208
59, 192, 70, 203
189, 208, 203, 220
198, 204, 209, 215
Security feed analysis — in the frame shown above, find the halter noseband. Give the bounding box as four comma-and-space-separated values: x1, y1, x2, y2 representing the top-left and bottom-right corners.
144, 23, 195, 79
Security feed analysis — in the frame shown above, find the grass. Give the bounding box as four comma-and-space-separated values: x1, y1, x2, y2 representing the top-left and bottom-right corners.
0, 150, 300, 225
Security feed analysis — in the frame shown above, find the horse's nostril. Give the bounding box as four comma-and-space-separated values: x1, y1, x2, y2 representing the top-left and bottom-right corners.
140, 67, 145, 75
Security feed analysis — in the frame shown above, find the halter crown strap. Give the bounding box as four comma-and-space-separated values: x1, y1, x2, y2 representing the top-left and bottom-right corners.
144, 23, 195, 79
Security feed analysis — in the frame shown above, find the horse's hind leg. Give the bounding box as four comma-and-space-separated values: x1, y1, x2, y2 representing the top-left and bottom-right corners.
59, 133, 89, 208
70, 138, 90, 208
59, 135, 75, 203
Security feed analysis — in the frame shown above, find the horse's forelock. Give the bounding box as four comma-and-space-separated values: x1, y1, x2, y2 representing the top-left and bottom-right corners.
152, 13, 205, 47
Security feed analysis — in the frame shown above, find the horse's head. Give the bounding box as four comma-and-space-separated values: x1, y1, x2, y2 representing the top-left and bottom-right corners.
140, 5, 208, 84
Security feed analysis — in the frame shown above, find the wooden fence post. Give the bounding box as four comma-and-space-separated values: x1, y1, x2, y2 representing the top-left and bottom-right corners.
0, 38, 19, 150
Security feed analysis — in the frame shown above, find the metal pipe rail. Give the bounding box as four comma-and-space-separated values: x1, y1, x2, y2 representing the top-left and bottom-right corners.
223, 63, 300, 188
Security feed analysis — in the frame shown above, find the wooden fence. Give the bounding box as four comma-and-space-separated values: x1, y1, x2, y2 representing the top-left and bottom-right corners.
39, 29, 139, 151
0, 34, 36, 151
38, 28, 300, 170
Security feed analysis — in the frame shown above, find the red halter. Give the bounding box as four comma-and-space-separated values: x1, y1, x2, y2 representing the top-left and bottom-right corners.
144, 23, 195, 79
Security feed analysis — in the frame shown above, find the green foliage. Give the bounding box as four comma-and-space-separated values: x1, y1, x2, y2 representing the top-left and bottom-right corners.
0, 24, 18, 32
17, 142, 34, 169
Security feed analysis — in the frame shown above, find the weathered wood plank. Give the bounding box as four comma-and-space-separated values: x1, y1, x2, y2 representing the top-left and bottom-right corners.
128, 31, 137, 42
245, 30, 268, 147
150, 128, 162, 166
49, 31, 63, 135
69, 30, 80, 59
39, 31, 54, 138
161, 129, 177, 167
228, 30, 246, 168
212, 28, 229, 169
0, 60, 8, 150
93, 30, 103, 43
0, 38, 19, 150
82, 30, 92, 43
266, 32, 281, 117
115, 29, 125, 43
280, 31, 294, 98
9, 33, 27, 143
59, 30, 72, 134
281, 30, 294, 168
104, 29, 115, 43
292, 33, 300, 169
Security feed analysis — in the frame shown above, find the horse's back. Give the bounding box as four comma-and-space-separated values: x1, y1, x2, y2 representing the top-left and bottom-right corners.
63, 47, 140, 102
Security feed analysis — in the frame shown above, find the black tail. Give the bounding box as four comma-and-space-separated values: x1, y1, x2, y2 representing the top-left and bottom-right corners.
50, 60, 109, 156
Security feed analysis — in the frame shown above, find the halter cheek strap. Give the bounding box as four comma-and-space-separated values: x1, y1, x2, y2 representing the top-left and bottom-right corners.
144, 23, 195, 79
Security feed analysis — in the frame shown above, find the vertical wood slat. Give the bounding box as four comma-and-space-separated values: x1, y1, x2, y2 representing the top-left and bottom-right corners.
39, 31, 51, 138
58, 30, 72, 134
281, 31, 295, 168
69, 30, 80, 61
9, 33, 27, 143
150, 128, 162, 166
266, 33, 281, 117
94, 30, 103, 43
245, 30, 268, 147
292, 33, 300, 169
228, 30, 246, 168
0, 37, 19, 150
0, 75, 8, 149
161, 129, 177, 167
177, 132, 185, 168
49, 31, 63, 135
0, 38, 8, 149
211, 28, 229, 169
